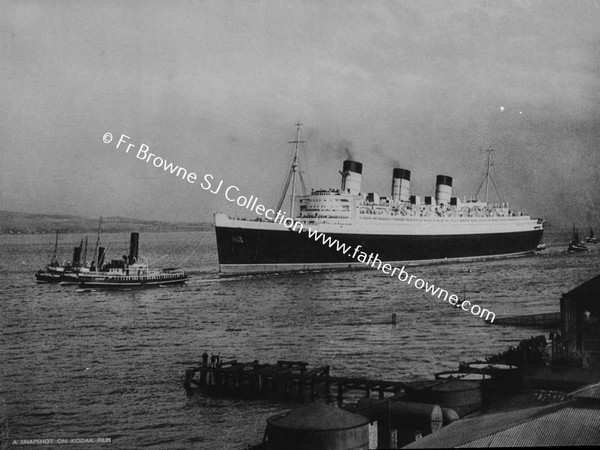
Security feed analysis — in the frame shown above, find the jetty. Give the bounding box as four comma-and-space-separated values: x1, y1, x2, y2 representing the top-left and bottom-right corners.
489, 311, 560, 328
184, 359, 433, 404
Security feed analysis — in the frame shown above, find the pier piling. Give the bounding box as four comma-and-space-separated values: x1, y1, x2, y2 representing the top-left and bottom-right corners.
183, 358, 434, 406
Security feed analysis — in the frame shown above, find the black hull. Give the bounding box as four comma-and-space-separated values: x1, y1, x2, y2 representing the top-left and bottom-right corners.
78, 276, 188, 289
215, 226, 544, 274
35, 271, 64, 283
35, 269, 80, 283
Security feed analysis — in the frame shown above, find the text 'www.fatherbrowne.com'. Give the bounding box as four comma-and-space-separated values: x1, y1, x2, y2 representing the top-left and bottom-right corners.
303, 228, 496, 323
102, 131, 495, 323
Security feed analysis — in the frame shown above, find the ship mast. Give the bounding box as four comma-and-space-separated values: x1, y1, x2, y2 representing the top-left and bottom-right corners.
485, 147, 492, 203
475, 147, 501, 203
289, 123, 304, 216
50, 230, 59, 265
82, 236, 88, 267
276, 123, 306, 217
91, 217, 102, 268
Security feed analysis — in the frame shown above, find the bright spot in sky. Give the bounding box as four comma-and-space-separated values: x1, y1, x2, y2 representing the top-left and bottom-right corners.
519, 111, 523, 114
500, 106, 505, 112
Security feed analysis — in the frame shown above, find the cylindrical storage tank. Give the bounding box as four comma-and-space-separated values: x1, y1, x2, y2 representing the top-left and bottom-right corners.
391, 168, 411, 202
433, 371, 494, 403
435, 175, 453, 205
429, 379, 483, 417
266, 403, 369, 450
434, 371, 489, 381
461, 363, 522, 394
340, 160, 363, 195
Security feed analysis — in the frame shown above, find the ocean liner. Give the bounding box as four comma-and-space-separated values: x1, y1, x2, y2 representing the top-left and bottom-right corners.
215, 125, 544, 275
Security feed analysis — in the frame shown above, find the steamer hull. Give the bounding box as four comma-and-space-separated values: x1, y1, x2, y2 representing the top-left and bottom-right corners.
215, 218, 544, 275
77, 273, 188, 289
35, 269, 65, 283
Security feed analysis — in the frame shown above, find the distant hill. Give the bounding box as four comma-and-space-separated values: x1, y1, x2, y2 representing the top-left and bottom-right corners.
0, 211, 212, 234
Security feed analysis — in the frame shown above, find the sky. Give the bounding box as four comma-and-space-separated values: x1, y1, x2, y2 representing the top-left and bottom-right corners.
1, 0, 599, 228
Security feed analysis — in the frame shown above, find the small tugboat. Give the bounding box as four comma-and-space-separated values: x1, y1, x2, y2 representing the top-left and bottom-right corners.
77, 232, 188, 289
35, 232, 88, 283
568, 227, 588, 252
35, 266, 64, 283
586, 227, 599, 244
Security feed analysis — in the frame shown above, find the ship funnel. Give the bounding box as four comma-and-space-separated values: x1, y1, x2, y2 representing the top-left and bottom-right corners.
128, 232, 139, 264
392, 168, 411, 202
98, 246, 106, 268
72, 246, 82, 266
435, 175, 453, 205
340, 160, 363, 195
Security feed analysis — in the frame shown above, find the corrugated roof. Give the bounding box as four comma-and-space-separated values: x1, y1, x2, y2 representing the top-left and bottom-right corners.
459, 406, 600, 447
405, 403, 600, 448
406, 400, 600, 448
568, 382, 600, 400
404, 404, 560, 448
267, 404, 369, 431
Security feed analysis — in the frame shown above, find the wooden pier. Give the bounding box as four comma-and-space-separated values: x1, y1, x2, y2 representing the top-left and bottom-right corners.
184, 359, 420, 405
183, 358, 499, 448
489, 312, 560, 328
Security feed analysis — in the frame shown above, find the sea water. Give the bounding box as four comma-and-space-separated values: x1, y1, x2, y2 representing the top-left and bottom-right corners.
1, 230, 599, 448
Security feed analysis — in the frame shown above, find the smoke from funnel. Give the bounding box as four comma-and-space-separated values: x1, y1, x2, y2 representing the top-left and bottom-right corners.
323, 140, 355, 160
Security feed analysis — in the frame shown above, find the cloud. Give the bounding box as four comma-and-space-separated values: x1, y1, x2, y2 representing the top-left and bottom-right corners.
1, 0, 599, 227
